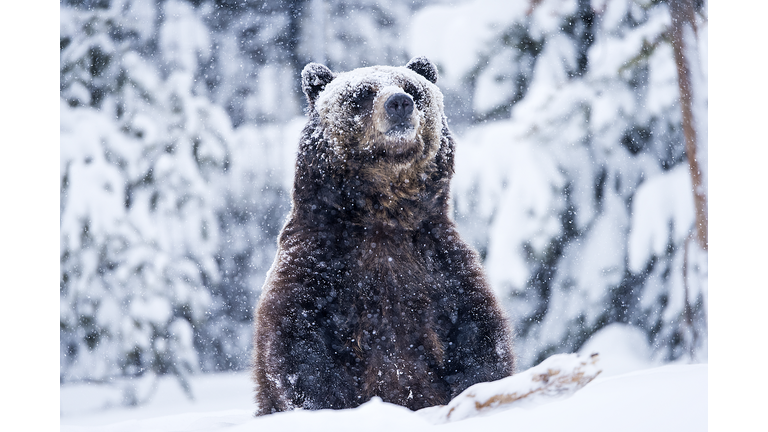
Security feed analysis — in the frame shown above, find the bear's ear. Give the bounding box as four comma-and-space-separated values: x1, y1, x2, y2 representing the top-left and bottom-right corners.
302, 63, 335, 104
405, 57, 438, 84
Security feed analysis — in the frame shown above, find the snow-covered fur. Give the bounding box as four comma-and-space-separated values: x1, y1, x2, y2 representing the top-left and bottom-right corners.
251, 57, 514, 415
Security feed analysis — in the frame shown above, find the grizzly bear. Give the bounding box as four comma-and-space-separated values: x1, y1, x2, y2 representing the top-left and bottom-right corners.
251, 57, 514, 415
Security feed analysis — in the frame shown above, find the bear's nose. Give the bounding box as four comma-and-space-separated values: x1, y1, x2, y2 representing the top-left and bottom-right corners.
385, 93, 414, 121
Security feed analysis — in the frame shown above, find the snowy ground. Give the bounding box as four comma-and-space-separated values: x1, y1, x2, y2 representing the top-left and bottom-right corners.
60, 324, 707, 431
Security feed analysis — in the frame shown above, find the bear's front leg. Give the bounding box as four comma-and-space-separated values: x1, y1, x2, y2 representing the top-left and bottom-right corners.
252, 283, 358, 415
428, 224, 515, 397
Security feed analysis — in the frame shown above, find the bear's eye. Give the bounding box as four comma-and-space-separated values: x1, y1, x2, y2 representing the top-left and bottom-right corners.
403, 83, 424, 107
349, 88, 376, 113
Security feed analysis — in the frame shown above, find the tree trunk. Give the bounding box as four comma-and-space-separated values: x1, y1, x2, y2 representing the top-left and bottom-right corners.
669, 0, 708, 250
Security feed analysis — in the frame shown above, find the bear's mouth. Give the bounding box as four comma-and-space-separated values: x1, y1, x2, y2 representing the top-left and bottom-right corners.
385, 122, 416, 138
380, 122, 419, 157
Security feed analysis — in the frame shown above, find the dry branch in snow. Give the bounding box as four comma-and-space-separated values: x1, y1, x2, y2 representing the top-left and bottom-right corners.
418, 352, 602, 423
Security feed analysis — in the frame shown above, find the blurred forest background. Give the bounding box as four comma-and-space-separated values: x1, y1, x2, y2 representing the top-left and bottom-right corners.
59, 0, 708, 401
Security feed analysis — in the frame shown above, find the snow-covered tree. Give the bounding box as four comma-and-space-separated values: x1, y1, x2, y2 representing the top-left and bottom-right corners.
60, 0, 232, 395
195, 119, 302, 372
299, 0, 417, 70
189, 0, 306, 127
410, 0, 708, 367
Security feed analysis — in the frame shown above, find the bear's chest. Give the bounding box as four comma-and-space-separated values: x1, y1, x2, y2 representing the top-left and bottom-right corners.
315, 234, 454, 361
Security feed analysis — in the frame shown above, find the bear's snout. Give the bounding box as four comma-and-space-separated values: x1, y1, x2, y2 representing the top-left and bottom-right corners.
375, 89, 419, 142
385, 93, 414, 122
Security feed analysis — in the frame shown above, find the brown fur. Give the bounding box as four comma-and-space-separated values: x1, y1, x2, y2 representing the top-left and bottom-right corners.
251, 59, 514, 415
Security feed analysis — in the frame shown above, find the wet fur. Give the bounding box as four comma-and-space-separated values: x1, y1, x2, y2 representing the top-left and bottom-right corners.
252, 61, 514, 415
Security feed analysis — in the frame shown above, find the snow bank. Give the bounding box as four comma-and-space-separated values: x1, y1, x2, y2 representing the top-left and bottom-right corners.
61, 362, 706, 432
61, 328, 703, 431
578, 323, 654, 377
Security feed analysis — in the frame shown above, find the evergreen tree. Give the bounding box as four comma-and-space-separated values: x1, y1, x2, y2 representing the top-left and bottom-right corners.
424, 0, 708, 367
61, 0, 232, 397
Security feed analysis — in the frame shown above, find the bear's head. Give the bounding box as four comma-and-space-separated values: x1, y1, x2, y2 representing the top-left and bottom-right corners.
301, 57, 445, 162
295, 57, 454, 229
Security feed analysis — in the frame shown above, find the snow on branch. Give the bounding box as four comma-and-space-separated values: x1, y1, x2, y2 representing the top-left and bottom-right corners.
628, 164, 695, 273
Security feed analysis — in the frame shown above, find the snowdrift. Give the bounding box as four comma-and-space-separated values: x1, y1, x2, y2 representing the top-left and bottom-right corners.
61, 359, 706, 432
